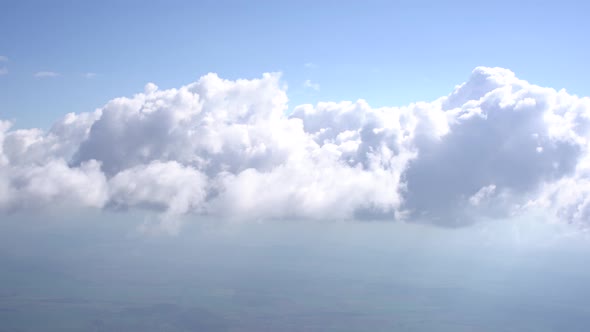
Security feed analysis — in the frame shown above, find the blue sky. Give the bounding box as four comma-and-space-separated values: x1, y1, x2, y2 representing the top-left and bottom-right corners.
1, 0, 588, 129
4, 4, 590, 329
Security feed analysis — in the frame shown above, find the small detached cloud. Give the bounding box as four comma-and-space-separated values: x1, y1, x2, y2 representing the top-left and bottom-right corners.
34, 71, 59, 78
303, 79, 320, 91
304, 62, 318, 69
84, 72, 97, 79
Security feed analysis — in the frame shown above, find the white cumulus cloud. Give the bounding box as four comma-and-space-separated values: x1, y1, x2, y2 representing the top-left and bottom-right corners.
1, 67, 590, 232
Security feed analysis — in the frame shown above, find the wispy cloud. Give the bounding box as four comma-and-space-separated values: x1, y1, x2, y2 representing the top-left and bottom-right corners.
304, 62, 318, 69
0, 56, 8, 75
303, 79, 320, 91
84, 72, 97, 79
34, 71, 59, 78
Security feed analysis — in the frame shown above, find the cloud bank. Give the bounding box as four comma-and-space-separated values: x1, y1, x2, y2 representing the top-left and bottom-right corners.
1, 67, 589, 231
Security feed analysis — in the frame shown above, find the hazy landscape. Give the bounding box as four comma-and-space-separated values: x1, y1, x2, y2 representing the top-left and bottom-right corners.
2, 215, 590, 331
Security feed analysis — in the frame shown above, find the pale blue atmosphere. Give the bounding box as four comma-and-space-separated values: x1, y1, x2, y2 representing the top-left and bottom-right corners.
3, 1, 590, 331
1, 0, 588, 128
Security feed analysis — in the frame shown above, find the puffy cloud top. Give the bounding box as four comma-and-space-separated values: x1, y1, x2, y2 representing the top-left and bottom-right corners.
2, 67, 590, 231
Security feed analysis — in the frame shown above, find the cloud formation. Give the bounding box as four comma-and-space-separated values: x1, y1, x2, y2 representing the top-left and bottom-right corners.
1, 67, 589, 231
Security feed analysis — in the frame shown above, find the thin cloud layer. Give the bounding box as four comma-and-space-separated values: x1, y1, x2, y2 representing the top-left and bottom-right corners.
0, 56, 8, 75
1, 67, 589, 231
34, 71, 59, 78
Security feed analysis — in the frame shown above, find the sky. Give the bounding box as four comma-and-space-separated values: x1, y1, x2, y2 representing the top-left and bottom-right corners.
1, 0, 589, 129
4, 1, 590, 330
